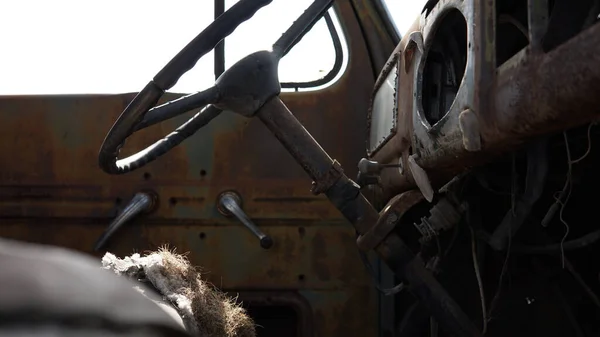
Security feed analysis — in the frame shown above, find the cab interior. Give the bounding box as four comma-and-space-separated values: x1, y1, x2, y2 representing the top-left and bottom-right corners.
2, 1, 600, 336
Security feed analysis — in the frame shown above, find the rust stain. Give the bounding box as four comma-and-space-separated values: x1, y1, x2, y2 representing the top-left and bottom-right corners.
372, 0, 600, 201
0, 2, 381, 337
311, 233, 331, 281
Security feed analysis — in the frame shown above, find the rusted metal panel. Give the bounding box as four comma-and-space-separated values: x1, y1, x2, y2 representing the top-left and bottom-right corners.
0, 3, 371, 222
349, 0, 398, 76
488, 25, 600, 144
232, 291, 316, 337
0, 220, 378, 336
0, 221, 368, 289
255, 95, 481, 336
371, 0, 600, 201
0, 2, 378, 337
369, 18, 420, 198
299, 288, 377, 336
407, 0, 496, 189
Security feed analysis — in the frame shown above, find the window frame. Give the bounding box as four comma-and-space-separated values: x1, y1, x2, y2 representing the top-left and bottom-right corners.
214, 0, 345, 92
372, 0, 402, 43
0, 0, 346, 96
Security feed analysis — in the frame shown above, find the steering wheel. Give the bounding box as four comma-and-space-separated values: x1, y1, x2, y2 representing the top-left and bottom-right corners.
97, 1, 485, 336
98, 0, 333, 174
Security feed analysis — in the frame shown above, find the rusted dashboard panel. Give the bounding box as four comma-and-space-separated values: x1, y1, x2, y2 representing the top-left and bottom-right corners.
0, 2, 385, 337
368, 0, 600, 203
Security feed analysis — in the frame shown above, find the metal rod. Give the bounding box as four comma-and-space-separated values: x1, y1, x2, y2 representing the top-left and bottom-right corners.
272, 0, 334, 59
218, 192, 273, 249
256, 96, 481, 337
94, 192, 153, 251
134, 86, 220, 131
397, 22, 600, 195
214, 0, 226, 79
257, 98, 336, 182
527, 0, 549, 50
154, 0, 273, 89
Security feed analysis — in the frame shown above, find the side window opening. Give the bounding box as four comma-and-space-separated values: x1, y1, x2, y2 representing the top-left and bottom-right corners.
381, 0, 429, 37
0, 0, 346, 95
280, 11, 345, 91
223, 0, 345, 92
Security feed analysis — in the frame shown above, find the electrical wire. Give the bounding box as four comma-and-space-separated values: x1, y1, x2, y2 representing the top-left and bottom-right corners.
536, 122, 600, 260
475, 123, 595, 327
558, 132, 574, 268
487, 154, 516, 322
511, 228, 600, 253
470, 227, 488, 334
570, 122, 595, 164
499, 14, 528, 39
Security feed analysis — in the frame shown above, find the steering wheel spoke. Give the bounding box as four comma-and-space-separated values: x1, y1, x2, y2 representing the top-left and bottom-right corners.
98, 0, 274, 175
111, 104, 223, 174
135, 86, 220, 131
98, 0, 337, 175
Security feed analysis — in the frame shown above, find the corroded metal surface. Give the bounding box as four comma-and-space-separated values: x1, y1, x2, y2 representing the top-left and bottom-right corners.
369, 17, 420, 197
356, 189, 424, 251
0, 221, 363, 289
349, 0, 399, 76
0, 2, 380, 337
255, 95, 481, 336
0, 9, 372, 220
370, 0, 600, 203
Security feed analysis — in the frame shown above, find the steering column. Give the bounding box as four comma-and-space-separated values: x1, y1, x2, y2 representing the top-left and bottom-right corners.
97, 1, 481, 336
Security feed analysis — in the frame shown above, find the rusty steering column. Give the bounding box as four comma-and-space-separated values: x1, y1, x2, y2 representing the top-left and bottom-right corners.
256, 97, 481, 337
95, 0, 480, 333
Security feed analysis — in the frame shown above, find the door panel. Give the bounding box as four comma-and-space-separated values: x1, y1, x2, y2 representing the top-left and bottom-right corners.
0, 2, 381, 337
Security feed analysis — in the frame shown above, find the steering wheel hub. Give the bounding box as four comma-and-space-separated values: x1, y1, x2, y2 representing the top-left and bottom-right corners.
214, 51, 281, 116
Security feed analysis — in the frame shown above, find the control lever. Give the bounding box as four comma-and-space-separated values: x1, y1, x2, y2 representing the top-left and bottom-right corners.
356, 158, 402, 188
94, 192, 155, 252
357, 158, 403, 175
217, 191, 273, 249
255, 97, 482, 337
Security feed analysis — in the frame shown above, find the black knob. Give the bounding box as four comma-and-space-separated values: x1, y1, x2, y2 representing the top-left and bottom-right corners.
259, 236, 274, 250
218, 191, 273, 250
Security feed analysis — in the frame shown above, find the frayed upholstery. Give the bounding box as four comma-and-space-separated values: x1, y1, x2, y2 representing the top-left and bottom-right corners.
102, 248, 256, 337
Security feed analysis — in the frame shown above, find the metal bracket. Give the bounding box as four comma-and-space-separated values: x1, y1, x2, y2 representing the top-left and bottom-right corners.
357, 190, 425, 251
311, 160, 344, 195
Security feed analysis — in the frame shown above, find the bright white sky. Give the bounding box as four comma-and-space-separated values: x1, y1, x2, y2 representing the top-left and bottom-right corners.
384, 0, 427, 35
0, 0, 425, 95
